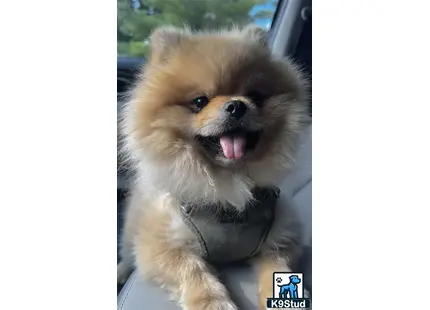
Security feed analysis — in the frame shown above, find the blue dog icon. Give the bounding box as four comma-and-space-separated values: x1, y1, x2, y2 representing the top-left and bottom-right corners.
278, 275, 301, 299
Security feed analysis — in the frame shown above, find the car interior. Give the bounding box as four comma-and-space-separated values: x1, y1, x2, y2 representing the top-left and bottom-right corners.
117, 0, 312, 308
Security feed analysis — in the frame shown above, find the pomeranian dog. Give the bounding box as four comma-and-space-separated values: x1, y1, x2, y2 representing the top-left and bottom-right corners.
118, 25, 310, 310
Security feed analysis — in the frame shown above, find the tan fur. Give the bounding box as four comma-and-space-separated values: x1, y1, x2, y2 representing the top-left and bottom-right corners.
134, 193, 236, 309
193, 95, 251, 129
255, 256, 292, 310
193, 96, 229, 128
118, 25, 310, 310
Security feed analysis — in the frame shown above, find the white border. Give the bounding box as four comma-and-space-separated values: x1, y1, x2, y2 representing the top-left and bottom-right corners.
1, 0, 116, 309
1, 0, 430, 309
314, 0, 430, 309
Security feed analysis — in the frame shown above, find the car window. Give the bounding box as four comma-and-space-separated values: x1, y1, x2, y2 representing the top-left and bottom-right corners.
118, 0, 280, 58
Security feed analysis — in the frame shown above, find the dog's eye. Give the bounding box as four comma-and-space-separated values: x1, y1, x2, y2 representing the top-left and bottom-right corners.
191, 96, 209, 111
246, 91, 266, 107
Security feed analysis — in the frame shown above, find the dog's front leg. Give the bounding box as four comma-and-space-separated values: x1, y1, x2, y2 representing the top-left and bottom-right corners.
135, 245, 237, 310
254, 254, 292, 310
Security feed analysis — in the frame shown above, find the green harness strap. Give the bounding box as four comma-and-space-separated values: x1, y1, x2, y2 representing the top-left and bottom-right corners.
180, 187, 280, 264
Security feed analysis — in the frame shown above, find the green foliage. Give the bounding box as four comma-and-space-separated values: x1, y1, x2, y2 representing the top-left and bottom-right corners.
117, 0, 268, 57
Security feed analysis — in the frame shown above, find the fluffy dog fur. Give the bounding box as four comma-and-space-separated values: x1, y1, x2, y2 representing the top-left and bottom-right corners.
118, 25, 310, 310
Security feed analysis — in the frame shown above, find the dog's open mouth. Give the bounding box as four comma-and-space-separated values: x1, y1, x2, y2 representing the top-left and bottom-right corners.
196, 129, 261, 160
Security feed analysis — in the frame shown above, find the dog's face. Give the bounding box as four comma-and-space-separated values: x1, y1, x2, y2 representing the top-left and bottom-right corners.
124, 25, 309, 203
289, 275, 301, 284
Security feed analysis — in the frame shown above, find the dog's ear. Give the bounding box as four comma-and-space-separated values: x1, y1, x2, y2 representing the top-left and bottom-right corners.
149, 26, 189, 62
241, 24, 269, 48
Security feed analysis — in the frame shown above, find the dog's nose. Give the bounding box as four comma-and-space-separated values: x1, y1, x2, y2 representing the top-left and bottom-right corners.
224, 100, 247, 119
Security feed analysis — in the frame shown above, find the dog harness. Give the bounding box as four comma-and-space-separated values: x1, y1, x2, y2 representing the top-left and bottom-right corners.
180, 187, 280, 264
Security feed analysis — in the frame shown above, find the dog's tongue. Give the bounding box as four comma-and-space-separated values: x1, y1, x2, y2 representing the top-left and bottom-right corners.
220, 133, 246, 160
